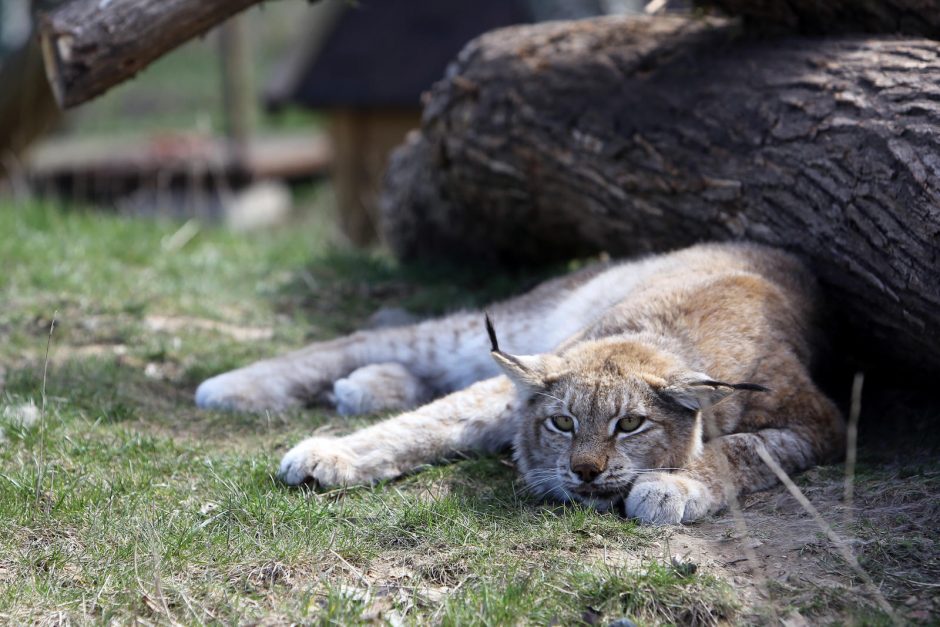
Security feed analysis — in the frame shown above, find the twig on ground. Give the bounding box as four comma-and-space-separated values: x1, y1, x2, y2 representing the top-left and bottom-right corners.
161, 218, 200, 252
543, 581, 578, 597
34, 311, 57, 506
886, 574, 940, 588
843, 372, 863, 521
699, 403, 776, 620
329, 548, 370, 589
754, 444, 898, 622
150, 537, 174, 624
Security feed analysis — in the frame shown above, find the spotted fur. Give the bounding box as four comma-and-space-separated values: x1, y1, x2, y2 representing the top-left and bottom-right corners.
196, 243, 844, 524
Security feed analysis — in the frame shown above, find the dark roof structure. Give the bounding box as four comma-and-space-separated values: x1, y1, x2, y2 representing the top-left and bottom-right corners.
265, 0, 603, 110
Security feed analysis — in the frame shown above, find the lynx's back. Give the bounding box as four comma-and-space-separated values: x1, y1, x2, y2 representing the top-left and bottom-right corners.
569, 243, 820, 370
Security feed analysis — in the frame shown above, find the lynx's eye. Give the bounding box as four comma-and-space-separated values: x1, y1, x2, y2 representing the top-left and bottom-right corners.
615, 415, 645, 433
549, 415, 575, 432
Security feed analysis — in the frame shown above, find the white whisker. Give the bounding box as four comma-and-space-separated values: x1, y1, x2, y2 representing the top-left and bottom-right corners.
629, 467, 683, 472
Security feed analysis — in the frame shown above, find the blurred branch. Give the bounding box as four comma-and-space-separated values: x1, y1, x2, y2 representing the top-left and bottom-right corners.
37, 0, 300, 109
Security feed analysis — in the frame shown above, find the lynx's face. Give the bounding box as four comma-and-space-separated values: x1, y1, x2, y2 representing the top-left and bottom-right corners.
515, 368, 704, 510
488, 334, 738, 511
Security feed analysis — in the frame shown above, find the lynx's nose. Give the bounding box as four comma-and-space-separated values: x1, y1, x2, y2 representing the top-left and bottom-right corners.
571, 457, 606, 483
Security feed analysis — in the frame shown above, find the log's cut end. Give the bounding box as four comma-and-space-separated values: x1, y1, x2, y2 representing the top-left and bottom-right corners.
37, 4, 156, 110
38, 26, 69, 109
38, 21, 146, 110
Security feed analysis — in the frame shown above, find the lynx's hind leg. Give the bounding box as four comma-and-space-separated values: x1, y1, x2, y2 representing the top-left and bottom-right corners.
197, 260, 613, 413
332, 363, 432, 415
195, 358, 306, 412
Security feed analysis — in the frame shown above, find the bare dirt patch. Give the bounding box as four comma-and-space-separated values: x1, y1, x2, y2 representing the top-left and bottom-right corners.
665, 464, 939, 624
144, 315, 274, 342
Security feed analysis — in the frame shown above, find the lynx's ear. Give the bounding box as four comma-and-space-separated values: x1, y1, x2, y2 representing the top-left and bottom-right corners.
485, 313, 563, 391
659, 371, 770, 412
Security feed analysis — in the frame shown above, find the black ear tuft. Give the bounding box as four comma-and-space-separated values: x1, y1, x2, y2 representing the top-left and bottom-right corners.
728, 382, 771, 393
688, 379, 771, 393
484, 311, 499, 353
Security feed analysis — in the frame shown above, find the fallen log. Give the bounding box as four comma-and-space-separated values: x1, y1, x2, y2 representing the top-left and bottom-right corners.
37, 0, 279, 109
381, 15, 940, 371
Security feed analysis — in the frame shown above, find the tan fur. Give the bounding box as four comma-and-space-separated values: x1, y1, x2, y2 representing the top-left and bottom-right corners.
196, 243, 845, 524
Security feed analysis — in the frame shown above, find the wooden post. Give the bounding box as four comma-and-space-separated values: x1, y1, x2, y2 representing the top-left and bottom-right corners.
218, 15, 254, 168
331, 109, 421, 245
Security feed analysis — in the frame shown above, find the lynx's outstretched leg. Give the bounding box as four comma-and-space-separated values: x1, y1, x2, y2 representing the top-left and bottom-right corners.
195, 261, 623, 412
278, 376, 519, 486
624, 375, 844, 525
195, 315, 500, 412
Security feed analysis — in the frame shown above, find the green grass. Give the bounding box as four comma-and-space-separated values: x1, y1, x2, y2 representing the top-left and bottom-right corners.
0, 198, 744, 624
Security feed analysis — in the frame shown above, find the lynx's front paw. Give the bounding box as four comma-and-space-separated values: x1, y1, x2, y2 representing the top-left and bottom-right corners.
624, 473, 714, 525
278, 437, 399, 487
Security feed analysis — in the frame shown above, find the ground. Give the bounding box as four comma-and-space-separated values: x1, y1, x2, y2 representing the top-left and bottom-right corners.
0, 199, 937, 625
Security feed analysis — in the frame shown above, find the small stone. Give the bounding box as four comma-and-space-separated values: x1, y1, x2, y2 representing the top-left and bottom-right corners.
1, 401, 40, 428
199, 501, 219, 515
670, 554, 698, 577
580, 607, 602, 625
225, 181, 292, 232
781, 611, 809, 627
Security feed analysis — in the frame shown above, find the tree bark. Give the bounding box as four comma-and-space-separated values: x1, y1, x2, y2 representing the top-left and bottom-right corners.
699, 0, 940, 38
37, 0, 277, 109
381, 15, 940, 371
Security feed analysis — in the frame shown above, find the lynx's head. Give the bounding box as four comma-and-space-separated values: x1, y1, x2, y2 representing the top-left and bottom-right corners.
485, 315, 765, 511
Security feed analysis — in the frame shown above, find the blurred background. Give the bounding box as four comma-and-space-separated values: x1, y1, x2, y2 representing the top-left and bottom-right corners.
0, 0, 648, 244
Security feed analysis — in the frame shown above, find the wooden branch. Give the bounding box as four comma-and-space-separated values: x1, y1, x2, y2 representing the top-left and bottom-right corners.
380, 15, 940, 372
38, 0, 277, 109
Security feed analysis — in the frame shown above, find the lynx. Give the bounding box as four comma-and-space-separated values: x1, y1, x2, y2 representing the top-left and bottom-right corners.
196, 243, 844, 524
